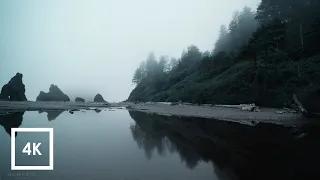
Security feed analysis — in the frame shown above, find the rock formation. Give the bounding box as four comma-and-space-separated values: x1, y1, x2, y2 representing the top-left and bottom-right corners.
94, 94, 106, 102
75, 97, 85, 102
0, 73, 27, 101
36, 84, 70, 101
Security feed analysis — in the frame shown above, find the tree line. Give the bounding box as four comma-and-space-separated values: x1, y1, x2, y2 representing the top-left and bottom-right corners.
129, 0, 320, 115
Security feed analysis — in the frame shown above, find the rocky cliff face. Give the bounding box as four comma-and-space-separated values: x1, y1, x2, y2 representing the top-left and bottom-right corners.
94, 94, 106, 102
36, 84, 70, 101
0, 73, 27, 101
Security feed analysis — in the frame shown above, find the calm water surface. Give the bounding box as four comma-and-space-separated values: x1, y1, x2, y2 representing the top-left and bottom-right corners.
0, 108, 320, 180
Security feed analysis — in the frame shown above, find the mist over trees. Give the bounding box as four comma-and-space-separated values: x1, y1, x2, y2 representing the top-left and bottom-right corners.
132, 52, 169, 85
214, 7, 258, 55
129, 1, 320, 115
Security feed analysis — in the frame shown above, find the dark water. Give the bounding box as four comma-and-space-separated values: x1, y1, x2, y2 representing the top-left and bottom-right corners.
0, 109, 320, 180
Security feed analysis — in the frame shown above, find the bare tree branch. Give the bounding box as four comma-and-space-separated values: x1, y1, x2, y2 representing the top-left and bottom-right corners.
300, 24, 304, 47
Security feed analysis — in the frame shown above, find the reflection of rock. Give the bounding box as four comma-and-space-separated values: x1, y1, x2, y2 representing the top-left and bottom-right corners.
0, 111, 25, 136
0, 73, 27, 101
94, 108, 101, 113
39, 110, 64, 121
128, 111, 320, 180
36, 84, 70, 101
94, 94, 106, 102
75, 97, 85, 102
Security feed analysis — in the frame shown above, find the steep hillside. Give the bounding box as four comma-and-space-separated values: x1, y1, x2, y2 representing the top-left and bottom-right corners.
128, 0, 320, 115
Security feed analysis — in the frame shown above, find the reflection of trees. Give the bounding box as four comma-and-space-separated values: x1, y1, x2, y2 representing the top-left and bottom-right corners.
129, 111, 210, 169
38, 110, 64, 121
128, 110, 320, 180
0, 111, 25, 136
130, 120, 166, 159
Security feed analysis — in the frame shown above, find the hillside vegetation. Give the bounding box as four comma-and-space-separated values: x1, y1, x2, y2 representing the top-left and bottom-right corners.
128, 0, 320, 115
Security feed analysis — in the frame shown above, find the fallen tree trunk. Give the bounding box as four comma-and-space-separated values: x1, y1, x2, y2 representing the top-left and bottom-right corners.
214, 104, 260, 112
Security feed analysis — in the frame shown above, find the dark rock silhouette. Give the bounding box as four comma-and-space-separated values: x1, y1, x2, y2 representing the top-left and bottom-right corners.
0, 111, 25, 137
36, 84, 70, 101
94, 94, 106, 102
0, 73, 27, 101
128, 110, 320, 180
75, 97, 85, 102
38, 110, 64, 121
94, 108, 101, 113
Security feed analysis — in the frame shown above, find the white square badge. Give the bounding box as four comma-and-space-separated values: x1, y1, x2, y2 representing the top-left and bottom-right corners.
11, 128, 54, 170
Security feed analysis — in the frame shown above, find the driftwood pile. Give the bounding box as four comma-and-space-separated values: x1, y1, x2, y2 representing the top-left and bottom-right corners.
214, 103, 260, 112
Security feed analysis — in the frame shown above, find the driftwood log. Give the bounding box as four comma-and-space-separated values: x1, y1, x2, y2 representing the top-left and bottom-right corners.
293, 94, 307, 115
214, 104, 260, 112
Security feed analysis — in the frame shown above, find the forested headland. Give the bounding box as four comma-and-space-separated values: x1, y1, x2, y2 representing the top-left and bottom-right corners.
128, 0, 320, 116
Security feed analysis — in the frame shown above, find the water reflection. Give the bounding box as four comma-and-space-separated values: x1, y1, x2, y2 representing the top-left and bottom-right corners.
38, 110, 65, 121
0, 111, 24, 136
128, 111, 320, 180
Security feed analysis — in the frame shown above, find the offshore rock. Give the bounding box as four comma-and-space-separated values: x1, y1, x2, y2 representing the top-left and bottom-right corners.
0, 73, 27, 101
75, 97, 85, 102
94, 94, 106, 102
36, 84, 70, 101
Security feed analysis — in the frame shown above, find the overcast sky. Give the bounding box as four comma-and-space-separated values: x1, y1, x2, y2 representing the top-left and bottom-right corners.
0, 0, 260, 102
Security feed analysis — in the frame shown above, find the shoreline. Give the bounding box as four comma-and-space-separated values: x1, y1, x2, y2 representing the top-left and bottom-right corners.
0, 101, 317, 126
0, 101, 111, 112
122, 102, 317, 126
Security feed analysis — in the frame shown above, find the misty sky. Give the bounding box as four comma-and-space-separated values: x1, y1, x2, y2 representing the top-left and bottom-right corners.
0, 0, 260, 102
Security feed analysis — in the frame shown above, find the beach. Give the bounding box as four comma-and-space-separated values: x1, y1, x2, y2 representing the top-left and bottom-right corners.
0, 101, 315, 126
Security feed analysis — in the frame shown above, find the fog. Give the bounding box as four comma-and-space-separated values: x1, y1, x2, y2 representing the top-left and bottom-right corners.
0, 0, 260, 102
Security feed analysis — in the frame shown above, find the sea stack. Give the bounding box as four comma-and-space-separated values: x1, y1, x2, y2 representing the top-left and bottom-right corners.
75, 97, 85, 102
94, 94, 106, 102
36, 84, 70, 101
0, 73, 27, 101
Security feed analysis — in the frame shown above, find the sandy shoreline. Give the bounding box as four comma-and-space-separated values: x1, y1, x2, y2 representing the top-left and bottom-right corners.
122, 102, 316, 126
0, 101, 316, 126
